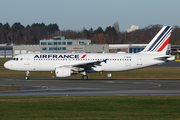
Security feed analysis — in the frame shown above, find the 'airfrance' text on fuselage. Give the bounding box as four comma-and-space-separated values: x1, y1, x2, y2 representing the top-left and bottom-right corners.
34, 54, 80, 59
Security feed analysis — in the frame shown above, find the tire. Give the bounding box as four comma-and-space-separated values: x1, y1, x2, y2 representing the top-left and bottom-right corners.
82, 75, 88, 80
25, 76, 29, 80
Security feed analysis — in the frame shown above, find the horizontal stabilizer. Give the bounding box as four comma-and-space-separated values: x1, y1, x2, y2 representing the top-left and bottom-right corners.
154, 55, 175, 61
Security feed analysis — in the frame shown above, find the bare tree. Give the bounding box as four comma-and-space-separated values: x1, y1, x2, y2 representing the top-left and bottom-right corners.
113, 21, 120, 34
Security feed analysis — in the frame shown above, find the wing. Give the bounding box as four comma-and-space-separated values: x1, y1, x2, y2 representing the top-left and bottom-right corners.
56, 59, 108, 69
72, 61, 101, 68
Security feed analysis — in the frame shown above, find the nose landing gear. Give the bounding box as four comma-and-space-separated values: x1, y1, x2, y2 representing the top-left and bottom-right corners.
25, 71, 29, 80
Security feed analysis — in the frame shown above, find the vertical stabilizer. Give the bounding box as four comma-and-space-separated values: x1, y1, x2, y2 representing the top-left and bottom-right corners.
141, 26, 173, 54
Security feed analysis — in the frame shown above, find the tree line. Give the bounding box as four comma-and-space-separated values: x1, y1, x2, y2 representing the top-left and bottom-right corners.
0, 22, 180, 45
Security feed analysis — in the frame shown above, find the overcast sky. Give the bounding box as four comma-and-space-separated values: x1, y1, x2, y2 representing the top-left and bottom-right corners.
0, 0, 179, 31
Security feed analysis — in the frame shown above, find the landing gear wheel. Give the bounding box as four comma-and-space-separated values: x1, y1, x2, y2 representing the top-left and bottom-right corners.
25, 76, 29, 80
25, 71, 30, 80
82, 75, 88, 80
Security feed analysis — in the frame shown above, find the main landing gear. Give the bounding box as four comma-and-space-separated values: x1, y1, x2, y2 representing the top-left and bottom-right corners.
82, 75, 88, 80
81, 71, 88, 80
24, 71, 89, 80
25, 71, 29, 80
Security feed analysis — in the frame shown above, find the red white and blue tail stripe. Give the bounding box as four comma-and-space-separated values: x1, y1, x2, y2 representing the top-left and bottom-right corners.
141, 26, 173, 54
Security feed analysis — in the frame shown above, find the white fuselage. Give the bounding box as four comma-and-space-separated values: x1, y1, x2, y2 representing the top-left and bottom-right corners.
4, 53, 166, 72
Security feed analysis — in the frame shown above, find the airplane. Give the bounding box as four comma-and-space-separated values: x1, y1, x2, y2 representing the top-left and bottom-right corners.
4, 26, 175, 80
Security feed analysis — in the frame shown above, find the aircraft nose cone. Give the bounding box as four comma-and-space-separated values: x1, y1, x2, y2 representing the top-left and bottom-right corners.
4, 61, 10, 69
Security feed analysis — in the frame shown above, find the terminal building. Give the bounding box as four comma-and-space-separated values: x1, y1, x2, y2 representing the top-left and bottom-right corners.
0, 45, 13, 58
0, 36, 174, 58
39, 36, 109, 54
109, 44, 147, 53
13, 45, 40, 56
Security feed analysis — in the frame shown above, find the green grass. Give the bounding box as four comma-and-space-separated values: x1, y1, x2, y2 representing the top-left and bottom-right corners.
0, 96, 180, 120
0, 86, 30, 91
1, 66, 180, 79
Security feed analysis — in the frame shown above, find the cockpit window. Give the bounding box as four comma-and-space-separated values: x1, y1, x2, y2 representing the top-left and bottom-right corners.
11, 58, 19, 61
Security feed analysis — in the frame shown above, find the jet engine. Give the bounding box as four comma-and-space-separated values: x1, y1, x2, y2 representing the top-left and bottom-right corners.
55, 67, 71, 77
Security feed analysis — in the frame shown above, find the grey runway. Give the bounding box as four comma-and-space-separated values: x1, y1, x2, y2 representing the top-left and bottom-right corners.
153, 61, 180, 67
0, 78, 180, 96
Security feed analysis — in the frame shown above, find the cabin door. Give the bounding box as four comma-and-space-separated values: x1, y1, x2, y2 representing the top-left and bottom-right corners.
137, 55, 142, 65
24, 55, 30, 65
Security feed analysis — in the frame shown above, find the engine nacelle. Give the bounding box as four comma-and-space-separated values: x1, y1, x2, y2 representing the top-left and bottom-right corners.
55, 68, 71, 77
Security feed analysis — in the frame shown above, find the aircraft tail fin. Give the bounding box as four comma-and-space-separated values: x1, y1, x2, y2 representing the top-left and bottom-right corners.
141, 26, 173, 54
